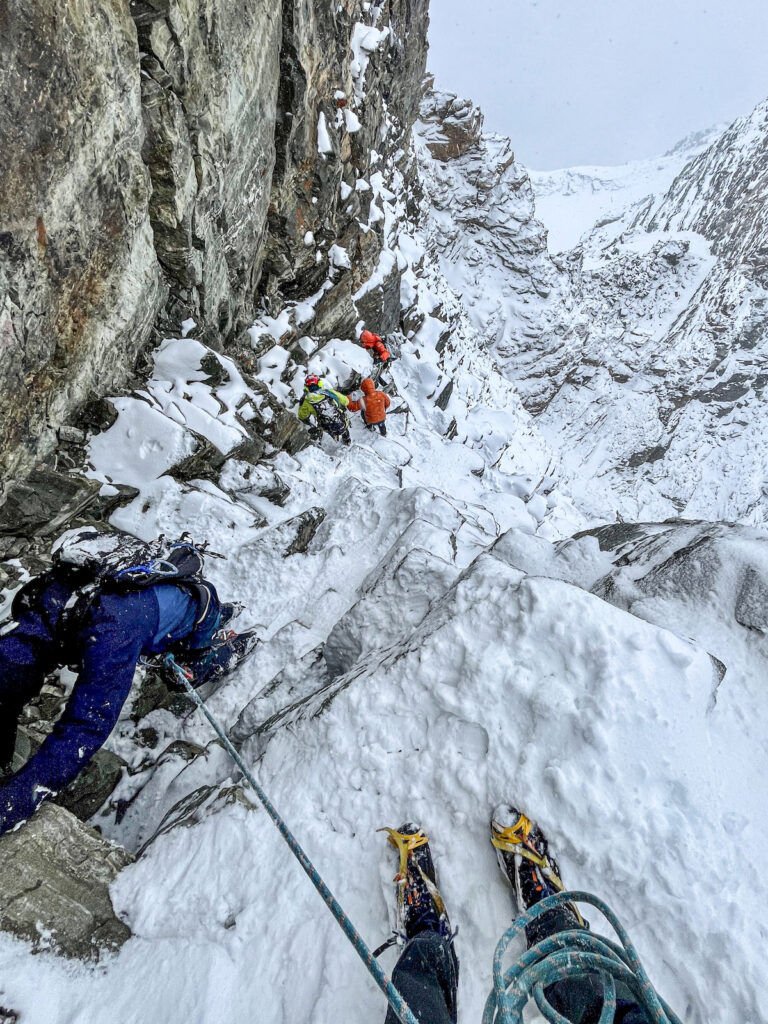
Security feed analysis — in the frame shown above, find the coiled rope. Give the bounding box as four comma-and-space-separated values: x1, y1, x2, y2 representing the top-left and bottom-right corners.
164, 655, 418, 1024
483, 890, 683, 1024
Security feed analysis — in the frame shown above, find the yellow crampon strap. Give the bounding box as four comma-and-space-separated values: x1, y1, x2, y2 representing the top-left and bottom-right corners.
491, 813, 549, 867
378, 827, 429, 883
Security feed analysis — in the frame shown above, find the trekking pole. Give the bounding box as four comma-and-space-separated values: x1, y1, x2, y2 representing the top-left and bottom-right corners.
163, 655, 418, 1024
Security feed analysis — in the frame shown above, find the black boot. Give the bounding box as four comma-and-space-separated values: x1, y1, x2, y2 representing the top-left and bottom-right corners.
490, 804, 585, 945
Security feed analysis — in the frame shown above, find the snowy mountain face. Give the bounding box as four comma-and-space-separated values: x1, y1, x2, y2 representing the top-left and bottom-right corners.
1, 20, 768, 1024
426, 89, 768, 526
528, 126, 722, 254
548, 100, 768, 526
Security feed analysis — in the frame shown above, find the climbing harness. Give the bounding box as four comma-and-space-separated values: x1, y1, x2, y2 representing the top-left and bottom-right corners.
163, 654, 419, 1024
483, 890, 683, 1024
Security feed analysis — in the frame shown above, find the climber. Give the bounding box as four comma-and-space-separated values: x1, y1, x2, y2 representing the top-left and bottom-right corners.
360, 329, 392, 385
348, 377, 391, 436
381, 806, 648, 1024
0, 528, 259, 835
297, 374, 352, 445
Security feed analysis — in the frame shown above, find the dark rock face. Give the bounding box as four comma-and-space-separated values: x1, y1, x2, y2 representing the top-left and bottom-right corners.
0, 1, 166, 487
132, 0, 281, 342
0, 803, 132, 959
55, 748, 127, 823
0, 0, 429, 492
283, 506, 327, 556
259, 0, 430, 340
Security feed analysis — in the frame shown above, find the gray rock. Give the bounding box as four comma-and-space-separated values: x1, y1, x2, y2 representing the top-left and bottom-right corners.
0, 0, 166, 486
735, 567, 768, 633
131, 667, 195, 722
355, 259, 403, 334
435, 380, 454, 411
586, 519, 768, 652
283, 507, 327, 557
0, 468, 103, 537
132, 0, 281, 342
145, 783, 252, 851
0, 803, 132, 959
271, 407, 311, 456
57, 425, 87, 446
199, 352, 231, 388
167, 439, 227, 484
55, 749, 127, 823
419, 85, 484, 161
227, 438, 269, 467
77, 395, 120, 435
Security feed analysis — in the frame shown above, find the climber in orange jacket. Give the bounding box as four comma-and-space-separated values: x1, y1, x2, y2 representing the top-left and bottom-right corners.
360, 329, 391, 364
360, 329, 392, 385
348, 378, 391, 436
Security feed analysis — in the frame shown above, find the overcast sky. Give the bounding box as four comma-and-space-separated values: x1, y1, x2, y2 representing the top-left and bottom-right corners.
428, 1, 768, 169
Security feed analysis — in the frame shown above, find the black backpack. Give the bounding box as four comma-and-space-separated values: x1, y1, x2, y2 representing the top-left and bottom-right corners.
11, 527, 208, 644
50, 527, 205, 587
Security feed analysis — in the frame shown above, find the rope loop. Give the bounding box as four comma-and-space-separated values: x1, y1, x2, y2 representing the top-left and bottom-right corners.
483, 891, 683, 1024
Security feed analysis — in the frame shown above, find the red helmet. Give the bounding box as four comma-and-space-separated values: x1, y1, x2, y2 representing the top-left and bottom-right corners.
305, 374, 321, 390
360, 330, 379, 348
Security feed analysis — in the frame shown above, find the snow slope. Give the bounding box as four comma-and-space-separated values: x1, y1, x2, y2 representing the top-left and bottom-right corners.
1, 139, 767, 1024
528, 126, 722, 253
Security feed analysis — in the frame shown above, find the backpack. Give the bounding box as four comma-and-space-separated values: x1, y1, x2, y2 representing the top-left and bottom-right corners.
10, 527, 208, 651
51, 527, 205, 587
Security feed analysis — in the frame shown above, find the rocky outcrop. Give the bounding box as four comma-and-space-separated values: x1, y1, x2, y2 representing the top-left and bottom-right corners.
0, 0, 429, 493
0, 1, 165, 488
257, 0, 430, 345
132, 0, 281, 341
581, 518, 768, 645
418, 84, 483, 161
414, 88, 573, 408
0, 803, 132, 959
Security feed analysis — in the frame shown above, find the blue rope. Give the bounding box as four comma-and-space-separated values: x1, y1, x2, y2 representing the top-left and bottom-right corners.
163, 655, 418, 1024
483, 891, 684, 1024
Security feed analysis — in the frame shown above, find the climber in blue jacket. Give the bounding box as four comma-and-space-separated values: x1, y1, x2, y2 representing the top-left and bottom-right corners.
0, 557, 258, 835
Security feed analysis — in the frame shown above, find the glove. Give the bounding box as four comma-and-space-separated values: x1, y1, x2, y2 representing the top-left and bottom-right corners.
0, 775, 41, 836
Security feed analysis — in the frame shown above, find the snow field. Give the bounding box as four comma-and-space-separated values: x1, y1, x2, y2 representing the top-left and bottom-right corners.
2, 87, 767, 1024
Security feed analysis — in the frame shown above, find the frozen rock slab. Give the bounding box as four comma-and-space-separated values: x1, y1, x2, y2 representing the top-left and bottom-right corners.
0, 803, 133, 959
581, 518, 768, 652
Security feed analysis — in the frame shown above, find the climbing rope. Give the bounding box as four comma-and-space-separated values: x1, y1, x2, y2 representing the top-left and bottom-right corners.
163, 655, 418, 1024
483, 890, 683, 1024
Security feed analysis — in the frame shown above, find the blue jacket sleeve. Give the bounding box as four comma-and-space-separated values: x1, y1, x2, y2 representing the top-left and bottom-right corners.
0, 589, 158, 833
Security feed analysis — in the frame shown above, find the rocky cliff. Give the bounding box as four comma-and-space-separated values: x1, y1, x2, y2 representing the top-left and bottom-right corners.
538, 98, 768, 524
419, 84, 768, 525
0, 0, 429, 493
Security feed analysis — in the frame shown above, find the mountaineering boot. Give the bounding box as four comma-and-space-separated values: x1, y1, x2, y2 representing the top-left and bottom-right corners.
490, 804, 585, 942
380, 823, 453, 942
380, 824, 460, 1024
171, 628, 260, 689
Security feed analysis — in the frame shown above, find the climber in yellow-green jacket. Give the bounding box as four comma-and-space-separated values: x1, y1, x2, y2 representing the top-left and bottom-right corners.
298, 375, 352, 445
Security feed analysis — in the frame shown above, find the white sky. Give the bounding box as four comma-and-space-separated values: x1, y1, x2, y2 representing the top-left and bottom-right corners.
427, 0, 768, 169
